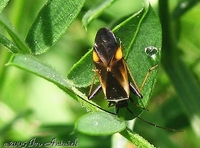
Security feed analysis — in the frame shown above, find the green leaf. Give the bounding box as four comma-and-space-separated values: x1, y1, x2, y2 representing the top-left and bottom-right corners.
67, 50, 94, 87
26, 0, 85, 55
0, 14, 30, 53
76, 111, 126, 135
7, 54, 102, 113
7, 54, 72, 92
82, 0, 116, 29
0, 34, 18, 53
0, 0, 9, 13
120, 128, 155, 148
68, 5, 162, 120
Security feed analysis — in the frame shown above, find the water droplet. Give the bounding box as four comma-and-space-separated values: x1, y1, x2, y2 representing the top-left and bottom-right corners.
24, 57, 27, 61
180, 2, 188, 9
93, 121, 98, 126
145, 46, 158, 60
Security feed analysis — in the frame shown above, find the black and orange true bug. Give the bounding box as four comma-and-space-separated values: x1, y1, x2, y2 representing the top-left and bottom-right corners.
88, 28, 157, 113
87, 27, 183, 131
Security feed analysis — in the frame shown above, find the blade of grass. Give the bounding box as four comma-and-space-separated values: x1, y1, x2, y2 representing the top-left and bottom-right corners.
0, 14, 30, 53
0, 34, 18, 53
159, 0, 200, 136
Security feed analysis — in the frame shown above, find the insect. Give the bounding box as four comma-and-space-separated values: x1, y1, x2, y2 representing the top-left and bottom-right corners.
87, 28, 183, 132
88, 27, 156, 113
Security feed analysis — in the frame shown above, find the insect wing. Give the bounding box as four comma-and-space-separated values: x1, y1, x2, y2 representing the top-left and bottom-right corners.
107, 58, 130, 101
93, 28, 130, 102
94, 28, 119, 65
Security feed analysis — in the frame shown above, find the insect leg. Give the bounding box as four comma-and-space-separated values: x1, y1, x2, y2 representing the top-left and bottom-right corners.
88, 85, 102, 100
126, 63, 141, 93
139, 65, 158, 91
88, 70, 98, 98
130, 82, 143, 98
126, 60, 158, 92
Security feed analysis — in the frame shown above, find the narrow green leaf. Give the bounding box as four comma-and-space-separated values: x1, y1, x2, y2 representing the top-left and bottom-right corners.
0, 14, 30, 53
0, 34, 18, 53
7, 54, 71, 90
0, 0, 9, 13
68, 5, 161, 120
76, 111, 126, 135
82, 0, 116, 29
7, 54, 102, 113
120, 128, 155, 148
26, 0, 85, 55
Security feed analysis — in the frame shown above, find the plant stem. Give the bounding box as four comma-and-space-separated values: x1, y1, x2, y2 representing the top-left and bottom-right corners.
158, 0, 200, 136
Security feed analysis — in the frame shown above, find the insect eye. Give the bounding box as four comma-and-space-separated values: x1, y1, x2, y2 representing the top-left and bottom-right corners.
115, 46, 123, 60
93, 50, 100, 62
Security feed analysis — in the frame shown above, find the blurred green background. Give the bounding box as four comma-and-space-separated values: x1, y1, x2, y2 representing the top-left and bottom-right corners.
0, 0, 200, 147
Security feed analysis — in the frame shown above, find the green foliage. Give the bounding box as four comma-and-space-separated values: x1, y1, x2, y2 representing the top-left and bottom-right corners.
0, 0, 200, 147
82, 0, 116, 29
76, 111, 126, 135
0, 0, 9, 13
0, 14, 30, 53
26, 0, 85, 55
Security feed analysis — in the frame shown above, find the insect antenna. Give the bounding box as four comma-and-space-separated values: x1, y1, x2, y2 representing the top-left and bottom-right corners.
83, 96, 117, 115
85, 96, 183, 132
125, 107, 184, 132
